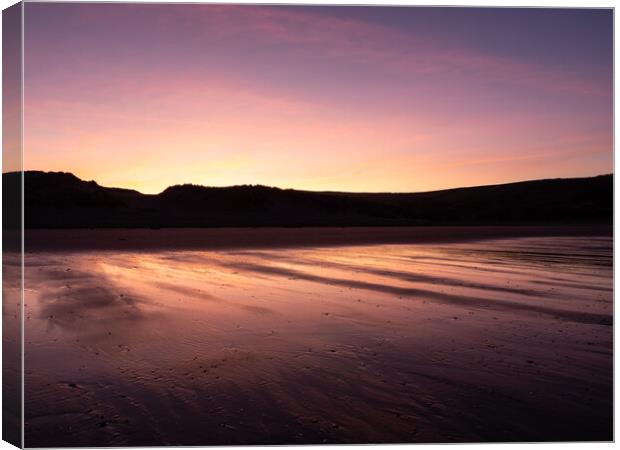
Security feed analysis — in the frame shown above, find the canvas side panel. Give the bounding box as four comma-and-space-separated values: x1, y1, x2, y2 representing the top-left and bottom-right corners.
2, 2, 23, 448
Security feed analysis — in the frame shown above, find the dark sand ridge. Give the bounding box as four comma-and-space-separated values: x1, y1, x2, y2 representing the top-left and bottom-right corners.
25, 224, 612, 251
222, 249, 612, 295
220, 261, 611, 326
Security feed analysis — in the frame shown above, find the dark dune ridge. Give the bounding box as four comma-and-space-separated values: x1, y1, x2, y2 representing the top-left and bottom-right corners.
3, 171, 612, 228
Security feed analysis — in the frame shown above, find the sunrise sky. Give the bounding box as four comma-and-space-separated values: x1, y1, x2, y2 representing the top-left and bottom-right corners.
23, 4, 612, 194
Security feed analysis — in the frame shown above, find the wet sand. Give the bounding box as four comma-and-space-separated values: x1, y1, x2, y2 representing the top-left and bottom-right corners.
25, 224, 611, 251
22, 230, 612, 446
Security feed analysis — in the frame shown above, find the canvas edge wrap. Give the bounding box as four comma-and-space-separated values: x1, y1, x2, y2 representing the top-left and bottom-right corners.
2, 1, 24, 448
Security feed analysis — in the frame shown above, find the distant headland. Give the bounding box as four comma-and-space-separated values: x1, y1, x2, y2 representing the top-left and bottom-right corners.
2, 171, 613, 229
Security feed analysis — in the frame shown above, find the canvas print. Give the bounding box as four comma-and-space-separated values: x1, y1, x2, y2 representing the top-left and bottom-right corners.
2, 2, 613, 447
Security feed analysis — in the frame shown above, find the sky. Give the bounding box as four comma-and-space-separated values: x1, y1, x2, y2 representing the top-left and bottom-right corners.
23, 3, 613, 194
3, 2, 21, 174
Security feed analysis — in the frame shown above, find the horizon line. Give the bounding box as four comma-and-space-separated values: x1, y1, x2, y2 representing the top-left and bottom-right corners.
4, 169, 613, 196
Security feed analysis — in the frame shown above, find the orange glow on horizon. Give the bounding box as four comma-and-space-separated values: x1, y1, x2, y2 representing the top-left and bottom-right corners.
23, 4, 612, 194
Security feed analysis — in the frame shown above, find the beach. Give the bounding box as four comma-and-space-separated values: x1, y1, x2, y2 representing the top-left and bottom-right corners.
22, 228, 613, 445
13, 3, 614, 446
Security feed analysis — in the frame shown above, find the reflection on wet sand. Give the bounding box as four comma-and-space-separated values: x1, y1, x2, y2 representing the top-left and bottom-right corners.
3, 251, 22, 446
24, 236, 612, 446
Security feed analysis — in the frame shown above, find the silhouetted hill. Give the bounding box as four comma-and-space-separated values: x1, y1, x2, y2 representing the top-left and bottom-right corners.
2, 171, 613, 228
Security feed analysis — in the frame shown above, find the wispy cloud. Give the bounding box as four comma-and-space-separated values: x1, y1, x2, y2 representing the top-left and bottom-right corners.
23, 4, 612, 193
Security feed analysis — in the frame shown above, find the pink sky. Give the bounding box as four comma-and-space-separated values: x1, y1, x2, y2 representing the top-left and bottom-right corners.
23, 4, 612, 194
